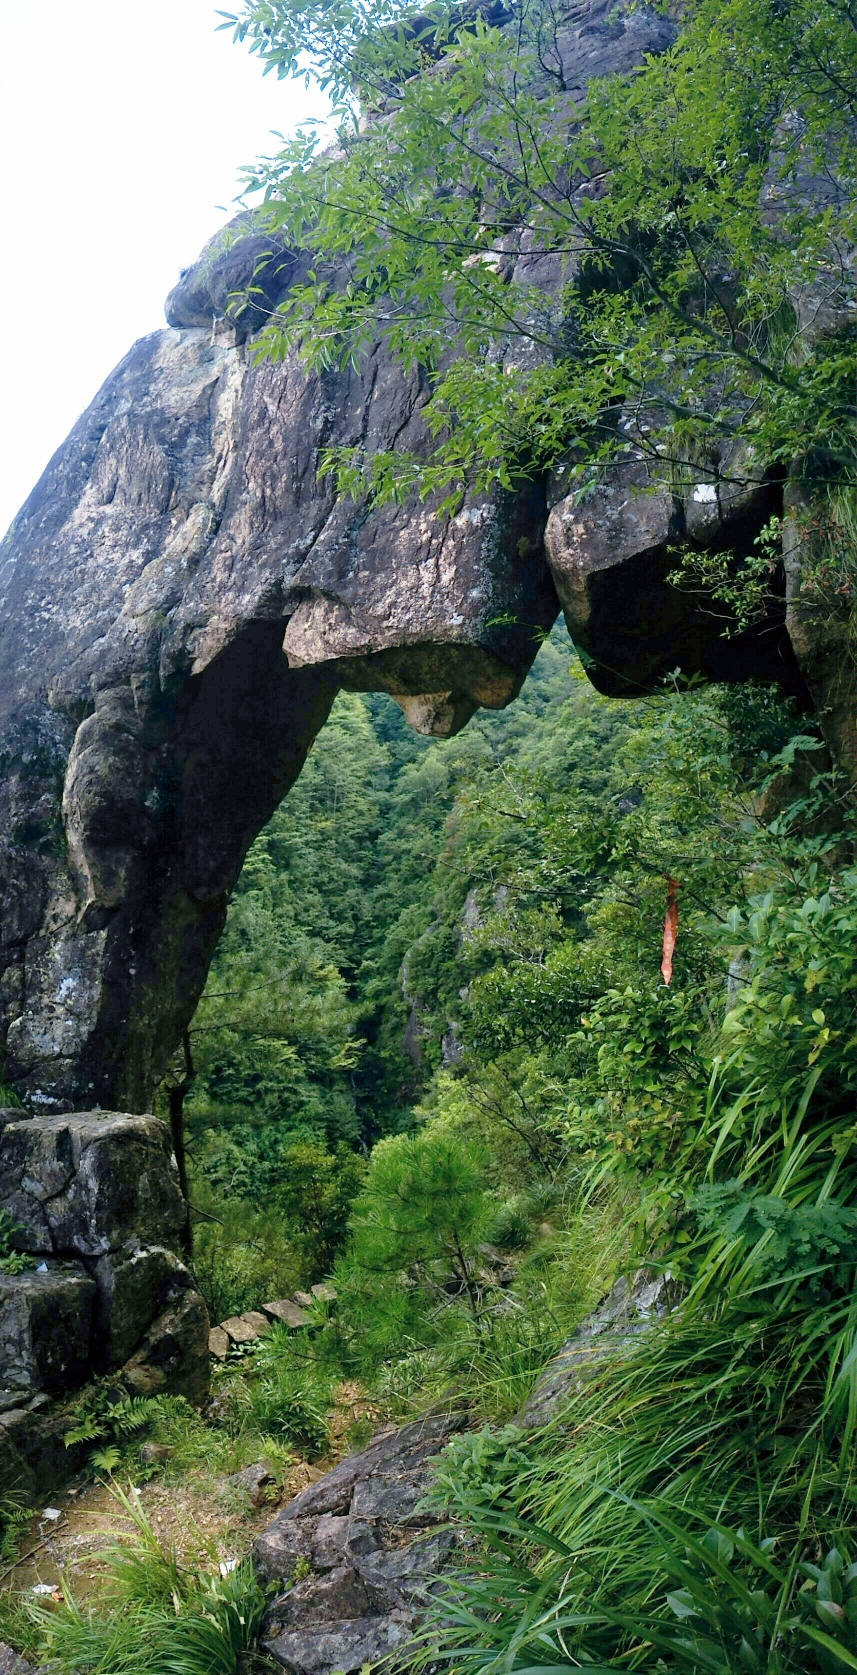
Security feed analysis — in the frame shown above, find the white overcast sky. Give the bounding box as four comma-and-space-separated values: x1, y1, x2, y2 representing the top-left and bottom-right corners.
0, 1, 327, 538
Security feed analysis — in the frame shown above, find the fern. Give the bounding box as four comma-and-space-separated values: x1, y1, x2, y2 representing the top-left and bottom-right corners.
89, 1447, 122, 1476
0, 1491, 31, 1566
64, 1388, 168, 1451
0, 1208, 33, 1275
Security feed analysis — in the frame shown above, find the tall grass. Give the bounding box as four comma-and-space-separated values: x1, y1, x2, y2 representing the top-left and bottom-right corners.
418, 915, 857, 1675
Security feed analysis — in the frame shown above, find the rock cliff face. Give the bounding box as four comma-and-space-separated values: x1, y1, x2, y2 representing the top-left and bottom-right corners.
0, 1109, 208, 1497
0, 0, 844, 1113
0, 263, 555, 1113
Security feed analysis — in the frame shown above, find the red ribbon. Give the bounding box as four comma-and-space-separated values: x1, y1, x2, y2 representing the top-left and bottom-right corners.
661, 878, 679, 986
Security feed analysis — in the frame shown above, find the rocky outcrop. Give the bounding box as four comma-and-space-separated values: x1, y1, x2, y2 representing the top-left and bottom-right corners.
0, 245, 556, 1113
245, 1279, 679, 1675
0, 0, 845, 1116
0, 1111, 208, 1418
518, 1269, 677, 1427
254, 1413, 463, 1674
545, 455, 803, 700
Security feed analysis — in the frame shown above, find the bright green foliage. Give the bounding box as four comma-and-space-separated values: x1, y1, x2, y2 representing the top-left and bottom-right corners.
240, 1322, 334, 1456
347, 1126, 492, 1319
183, 630, 596, 1313
64, 1388, 168, 1453
0, 1491, 29, 1569
167, 631, 854, 1675
409, 770, 857, 1673
420, 1499, 857, 1672
222, 0, 855, 511
168, 634, 857, 1675
0, 1209, 32, 1276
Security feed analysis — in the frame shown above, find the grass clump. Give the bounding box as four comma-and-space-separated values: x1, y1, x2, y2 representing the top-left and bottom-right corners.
227, 1325, 334, 1460
26, 1484, 267, 1675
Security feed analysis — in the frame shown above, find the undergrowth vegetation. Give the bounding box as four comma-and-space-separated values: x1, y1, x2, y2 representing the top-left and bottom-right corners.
27, 1486, 266, 1675
7, 628, 855, 1672
169, 621, 856, 1672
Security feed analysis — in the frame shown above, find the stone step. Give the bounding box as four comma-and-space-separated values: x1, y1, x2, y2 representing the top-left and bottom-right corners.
310, 1283, 337, 1303
211, 1290, 338, 1355
220, 1314, 263, 1345
261, 1299, 311, 1330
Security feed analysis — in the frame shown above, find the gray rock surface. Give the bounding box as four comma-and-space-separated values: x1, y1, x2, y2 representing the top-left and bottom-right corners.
0, 0, 842, 1117
518, 1269, 678, 1427
0, 1111, 207, 1409
254, 1413, 462, 1674
0, 1112, 186, 1256
0, 287, 555, 1114
544, 455, 797, 699
0, 1268, 95, 1397
120, 1281, 210, 1406
0, 1645, 41, 1675
0, 1399, 91, 1497
229, 1459, 277, 1506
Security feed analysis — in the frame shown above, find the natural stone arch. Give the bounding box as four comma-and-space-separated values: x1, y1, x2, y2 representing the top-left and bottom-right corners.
0, 304, 560, 1112
0, 0, 837, 1116
0, 291, 808, 1114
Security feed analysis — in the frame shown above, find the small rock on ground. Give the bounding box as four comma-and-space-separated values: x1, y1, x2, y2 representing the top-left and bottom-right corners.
262, 1299, 310, 1329
229, 1461, 277, 1507
0, 1643, 46, 1675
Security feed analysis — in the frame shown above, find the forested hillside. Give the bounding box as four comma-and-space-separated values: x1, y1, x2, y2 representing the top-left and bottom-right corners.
174, 619, 857, 1671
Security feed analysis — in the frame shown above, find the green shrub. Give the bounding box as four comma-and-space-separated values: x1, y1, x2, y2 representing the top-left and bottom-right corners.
190, 1195, 304, 1323
421, 1500, 857, 1673
249, 1363, 331, 1459
348, 1127, 493, 1323
488, 1201, 533, 1251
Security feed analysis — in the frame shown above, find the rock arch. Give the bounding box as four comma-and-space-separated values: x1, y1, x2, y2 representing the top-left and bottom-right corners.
0, 0, 837, 1114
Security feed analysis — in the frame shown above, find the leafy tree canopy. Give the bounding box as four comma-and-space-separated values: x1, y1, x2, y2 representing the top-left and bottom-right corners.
222, 0, 856, 511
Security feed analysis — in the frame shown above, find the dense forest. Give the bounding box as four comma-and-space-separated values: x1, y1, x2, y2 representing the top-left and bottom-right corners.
163, 617, 857, 1669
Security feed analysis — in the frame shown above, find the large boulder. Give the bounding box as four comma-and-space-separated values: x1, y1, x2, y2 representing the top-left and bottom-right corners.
0, 1112, 208, 1412
0, 1112, 186, 1256
254, 1413, 463, 1675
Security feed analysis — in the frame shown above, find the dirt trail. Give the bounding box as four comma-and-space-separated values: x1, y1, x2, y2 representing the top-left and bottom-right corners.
3, 1381, 374, 1610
